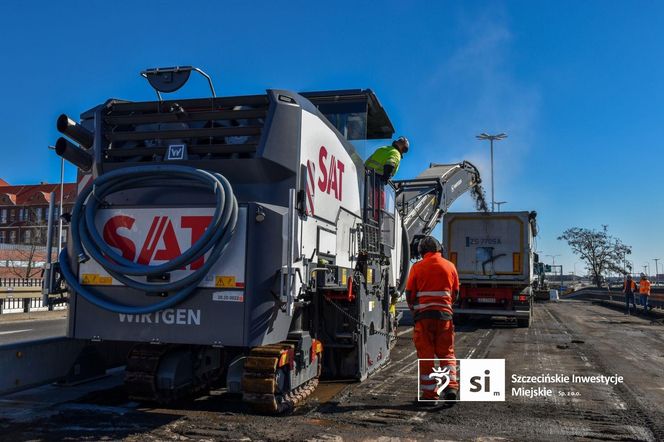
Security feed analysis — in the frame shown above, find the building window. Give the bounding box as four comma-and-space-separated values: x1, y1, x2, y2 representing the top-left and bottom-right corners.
0, 231, 4, 243
9, 209, 15, 222
24, 230, 31, 243
0, 209, 6, 223
35, 207, 42, 222
9, 230, 16, 243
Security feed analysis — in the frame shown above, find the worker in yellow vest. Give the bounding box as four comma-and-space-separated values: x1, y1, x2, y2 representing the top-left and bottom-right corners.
365, 136, 409, 180
638, 274, 651, 312
365, 137, 410, 320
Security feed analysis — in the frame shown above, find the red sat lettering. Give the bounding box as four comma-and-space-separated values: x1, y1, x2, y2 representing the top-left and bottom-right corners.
103, 215, 212, 270
317, 145, 345, 201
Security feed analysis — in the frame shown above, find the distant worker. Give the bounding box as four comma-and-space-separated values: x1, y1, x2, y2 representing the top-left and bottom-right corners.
406, 236, 459, 404
365, 136, 409, 181
638, 274, 651, 312
623, 274, 637, 315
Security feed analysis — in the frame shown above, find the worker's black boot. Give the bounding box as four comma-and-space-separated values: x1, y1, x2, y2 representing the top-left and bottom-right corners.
443, 388, 458, 401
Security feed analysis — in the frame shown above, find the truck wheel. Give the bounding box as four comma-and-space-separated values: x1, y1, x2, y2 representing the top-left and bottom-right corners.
516, 315, 531, 328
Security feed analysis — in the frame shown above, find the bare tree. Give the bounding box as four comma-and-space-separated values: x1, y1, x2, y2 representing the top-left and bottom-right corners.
558, 227, 631, 287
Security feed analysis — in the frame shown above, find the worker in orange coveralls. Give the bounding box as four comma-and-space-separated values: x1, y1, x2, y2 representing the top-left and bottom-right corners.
406, 236, 459, 404
638, 274, 651, 312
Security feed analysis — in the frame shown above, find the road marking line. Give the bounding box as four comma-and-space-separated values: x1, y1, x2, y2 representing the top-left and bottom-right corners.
397, 327, 413, 337
392, 350, 418, 366
0, 329, 32, 335
397, 360, 417, 374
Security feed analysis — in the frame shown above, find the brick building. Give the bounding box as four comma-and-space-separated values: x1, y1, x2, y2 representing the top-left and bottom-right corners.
0, 179, 76, 247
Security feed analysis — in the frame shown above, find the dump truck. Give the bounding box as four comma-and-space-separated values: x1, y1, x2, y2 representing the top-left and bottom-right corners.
443, 211, 538, 327
7, 66, 487, 413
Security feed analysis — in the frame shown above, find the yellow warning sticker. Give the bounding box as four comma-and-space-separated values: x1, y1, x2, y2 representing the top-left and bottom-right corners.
215, 276, 237, 288
367, 268, 373, 283
81, 274, 113, 285
369, 300, 375, 312
341, 269, 347, 286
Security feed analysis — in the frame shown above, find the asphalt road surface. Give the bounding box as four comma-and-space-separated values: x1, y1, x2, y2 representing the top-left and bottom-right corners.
1, 300, 663, 441
0, 316, 67, 344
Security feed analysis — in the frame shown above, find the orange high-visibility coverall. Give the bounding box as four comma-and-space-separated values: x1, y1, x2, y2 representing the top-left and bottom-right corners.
406, 252, 460, 400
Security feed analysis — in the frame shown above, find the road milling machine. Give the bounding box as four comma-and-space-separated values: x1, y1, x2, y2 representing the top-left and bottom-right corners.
39, 66, 482, 413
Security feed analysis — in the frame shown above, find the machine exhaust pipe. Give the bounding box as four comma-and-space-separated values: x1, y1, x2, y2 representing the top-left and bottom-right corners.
57, 114, 94, 149
55, 137, 93, 171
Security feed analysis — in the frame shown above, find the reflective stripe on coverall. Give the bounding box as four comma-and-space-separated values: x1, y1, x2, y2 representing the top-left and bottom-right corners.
406, 252, 460, 399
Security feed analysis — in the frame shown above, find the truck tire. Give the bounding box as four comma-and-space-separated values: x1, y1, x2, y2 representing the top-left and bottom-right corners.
516, 314, 531, 328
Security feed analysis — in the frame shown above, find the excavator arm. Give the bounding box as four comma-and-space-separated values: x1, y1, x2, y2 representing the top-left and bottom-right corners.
394, 161, 483, 257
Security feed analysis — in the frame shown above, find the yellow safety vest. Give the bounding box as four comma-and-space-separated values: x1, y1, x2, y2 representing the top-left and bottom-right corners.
365, 145, 402, 176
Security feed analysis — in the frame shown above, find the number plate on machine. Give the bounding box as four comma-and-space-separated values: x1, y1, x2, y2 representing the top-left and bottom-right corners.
477, 297, 495, 303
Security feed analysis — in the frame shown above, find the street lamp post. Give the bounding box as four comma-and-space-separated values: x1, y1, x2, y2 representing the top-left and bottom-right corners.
47, 146, 65, 251
545, 254, 561, 284
654, 258, 660, 286
476, 133, 507, 212
494, 201, 507, 212
57, 156, 64, 250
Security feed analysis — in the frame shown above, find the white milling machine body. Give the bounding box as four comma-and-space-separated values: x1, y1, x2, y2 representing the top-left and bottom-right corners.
50, 67, 409, 412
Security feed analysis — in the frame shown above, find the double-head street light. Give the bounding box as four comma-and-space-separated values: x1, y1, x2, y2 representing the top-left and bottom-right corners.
476, 133, 507, 212
546, 254, 561, 267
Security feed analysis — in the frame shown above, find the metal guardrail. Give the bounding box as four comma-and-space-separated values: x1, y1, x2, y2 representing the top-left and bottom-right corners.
0, 296, 66, 314
0, 278, 43, 287
0, 277, 69, 314
564, 288, 664, 310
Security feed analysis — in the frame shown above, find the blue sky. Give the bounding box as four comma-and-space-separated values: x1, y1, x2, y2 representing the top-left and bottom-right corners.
1, 1, 662, 276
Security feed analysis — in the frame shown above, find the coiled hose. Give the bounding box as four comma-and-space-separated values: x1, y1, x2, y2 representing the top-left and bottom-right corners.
59, 165, 238, 314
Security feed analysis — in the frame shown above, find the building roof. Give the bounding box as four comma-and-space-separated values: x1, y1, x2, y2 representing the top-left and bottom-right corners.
0, 182, 76, 206
0, 247, 49, 262
0, 179, 9, 186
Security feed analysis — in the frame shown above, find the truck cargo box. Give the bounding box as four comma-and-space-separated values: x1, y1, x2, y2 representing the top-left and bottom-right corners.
443, 211, 537, 287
